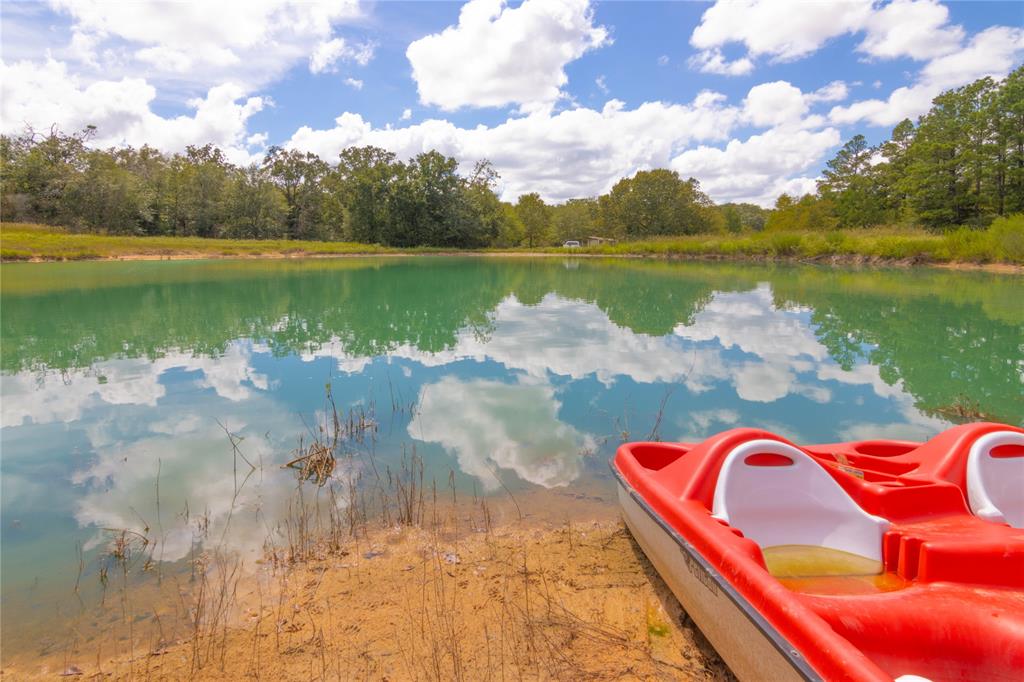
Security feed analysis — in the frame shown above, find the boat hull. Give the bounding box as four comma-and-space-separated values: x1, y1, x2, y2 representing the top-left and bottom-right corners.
616, 475, 815, 682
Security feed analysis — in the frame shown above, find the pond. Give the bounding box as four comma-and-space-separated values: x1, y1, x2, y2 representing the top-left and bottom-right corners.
1, 256, 1021, 661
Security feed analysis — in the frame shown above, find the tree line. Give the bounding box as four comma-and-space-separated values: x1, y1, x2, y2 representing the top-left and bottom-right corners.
769, 66, 1024, 231
0, 126, 732, 247
2, 67, 1019, 245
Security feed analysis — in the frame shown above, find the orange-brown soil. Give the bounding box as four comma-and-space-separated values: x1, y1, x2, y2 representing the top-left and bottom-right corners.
4, 512, 734, 681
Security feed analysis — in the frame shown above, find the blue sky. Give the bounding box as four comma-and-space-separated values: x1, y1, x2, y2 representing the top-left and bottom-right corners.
2, 0, 1022, 205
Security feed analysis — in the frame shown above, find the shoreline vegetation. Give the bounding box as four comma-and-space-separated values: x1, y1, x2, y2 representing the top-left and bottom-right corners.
2, 221, 1022, 272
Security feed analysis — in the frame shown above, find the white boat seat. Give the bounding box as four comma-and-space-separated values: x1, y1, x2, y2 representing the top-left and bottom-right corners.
712, 439, 889, 561
966, 431, 1024, 528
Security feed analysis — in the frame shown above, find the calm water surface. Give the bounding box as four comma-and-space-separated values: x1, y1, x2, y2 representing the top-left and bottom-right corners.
1, 257, 1021, 656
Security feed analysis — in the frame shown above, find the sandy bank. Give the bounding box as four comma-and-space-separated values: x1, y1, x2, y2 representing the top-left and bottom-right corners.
6, 514, 735, 681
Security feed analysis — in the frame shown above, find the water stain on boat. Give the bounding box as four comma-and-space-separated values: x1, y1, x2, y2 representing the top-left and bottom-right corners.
762, 544, 909, 595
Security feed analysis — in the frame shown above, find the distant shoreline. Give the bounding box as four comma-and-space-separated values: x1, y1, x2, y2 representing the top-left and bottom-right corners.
8, 248, 1023, 275
3, 222, 1021, 273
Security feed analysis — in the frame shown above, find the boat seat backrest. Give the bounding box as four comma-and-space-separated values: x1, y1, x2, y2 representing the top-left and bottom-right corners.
712, 439, 889, 560
967, 431, 1024, 528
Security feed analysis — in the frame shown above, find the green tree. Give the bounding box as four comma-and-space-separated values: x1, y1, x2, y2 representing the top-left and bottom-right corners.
551, 197, 599, 242
64, 148, 153, 233
765, 193, 838, 231
515, 192, 551, 247
817, 135, 885, 228
263, 146, 331, 240
179, 144, 231, 237
223, 165, 288, 238
332, 146, 402, 244
600, 169, 716, 237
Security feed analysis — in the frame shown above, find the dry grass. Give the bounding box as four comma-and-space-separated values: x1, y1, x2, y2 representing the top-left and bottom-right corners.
24, 518, 733, 681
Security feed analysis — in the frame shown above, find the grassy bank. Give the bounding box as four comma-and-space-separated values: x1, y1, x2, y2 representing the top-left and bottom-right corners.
3, 220, 1023, 266
561, 217, 1024, 266
0, 222, 396, 261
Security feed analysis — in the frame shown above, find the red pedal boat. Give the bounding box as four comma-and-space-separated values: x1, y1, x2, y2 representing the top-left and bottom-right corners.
612, 422, 1024, 681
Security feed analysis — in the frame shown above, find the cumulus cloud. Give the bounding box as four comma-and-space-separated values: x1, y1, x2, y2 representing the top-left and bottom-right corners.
406, 0, 609, 112
286, 91, 741, 202
742, 81, 810, 128
0, 59, 267, 163
47, 0, 364, 92
688, 0, 981, 84
286, 77, 844, 205
690, 0, 873, 66
831, 25, 1024, 127
671, 126, 841, 205
857, 0, 964, 61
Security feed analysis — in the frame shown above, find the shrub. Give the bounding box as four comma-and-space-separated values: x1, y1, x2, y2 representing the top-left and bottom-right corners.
986, 214, 1024, 263
767, 232, 802, 256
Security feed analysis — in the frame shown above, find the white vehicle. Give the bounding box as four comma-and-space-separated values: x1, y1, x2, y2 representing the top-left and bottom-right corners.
562, 240, 581, 248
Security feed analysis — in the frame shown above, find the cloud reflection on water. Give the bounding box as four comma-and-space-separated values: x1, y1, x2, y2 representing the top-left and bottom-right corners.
1, 281, 956, 568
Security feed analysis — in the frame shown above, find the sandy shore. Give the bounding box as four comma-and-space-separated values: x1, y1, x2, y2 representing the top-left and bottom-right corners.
4, 511, 735, 681
0, 485, 737, 675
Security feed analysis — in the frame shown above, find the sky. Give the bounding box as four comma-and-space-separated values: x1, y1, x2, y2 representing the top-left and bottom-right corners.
2, 0, 1022, 206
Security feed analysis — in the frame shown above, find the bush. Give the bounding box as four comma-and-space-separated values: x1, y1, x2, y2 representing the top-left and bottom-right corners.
987, 214, 1024, 263
940, 227, 990, 262
767, 232, 802, 256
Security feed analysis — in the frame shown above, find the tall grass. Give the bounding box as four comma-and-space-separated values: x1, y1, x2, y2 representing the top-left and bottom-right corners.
561, 217, 1024, 265
4, 218, 1023, 264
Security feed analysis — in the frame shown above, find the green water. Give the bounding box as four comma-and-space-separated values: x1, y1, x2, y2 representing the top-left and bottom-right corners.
1, 256, 1021, 654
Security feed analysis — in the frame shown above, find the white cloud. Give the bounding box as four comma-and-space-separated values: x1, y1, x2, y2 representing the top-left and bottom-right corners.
690, 0, 873, 64
48, 0, 363, 92
344, 77, 364, 90
689, 0, 968, 74
595, 75, 609, 94
688, 48, 753, 77
287, 91, 741, 202
400, 108, 412, 121
310, 37, 375, 75
831, 26, 1024, 127
657, 55, 669, 66
405, 0, 609, 112
671, 126, 841, 205
807, 80, 849, 104
920, 25, 1024, 90
742, 81, 809, 128
857, 0, 964, 61
0, 59, 267, 164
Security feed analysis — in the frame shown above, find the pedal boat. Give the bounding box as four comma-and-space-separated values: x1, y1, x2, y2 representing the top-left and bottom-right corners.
612, 422, 1024, 682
